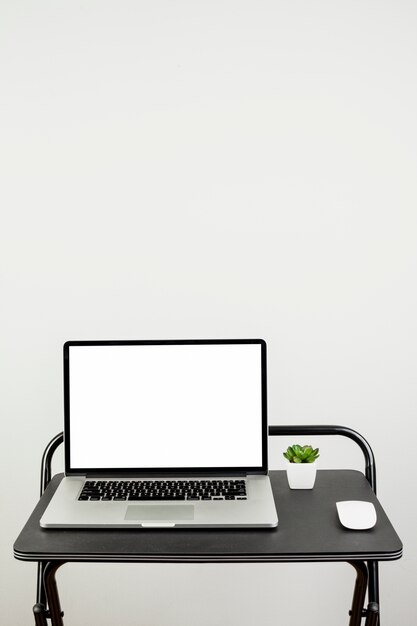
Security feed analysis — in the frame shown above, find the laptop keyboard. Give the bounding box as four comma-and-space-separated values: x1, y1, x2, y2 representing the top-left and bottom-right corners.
78, 479, 247, 501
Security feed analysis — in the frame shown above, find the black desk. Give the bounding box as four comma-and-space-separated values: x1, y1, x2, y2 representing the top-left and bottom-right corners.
14, 469, 402, 626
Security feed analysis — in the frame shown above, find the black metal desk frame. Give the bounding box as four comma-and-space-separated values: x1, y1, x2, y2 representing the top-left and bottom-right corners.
26, 426, 393, 626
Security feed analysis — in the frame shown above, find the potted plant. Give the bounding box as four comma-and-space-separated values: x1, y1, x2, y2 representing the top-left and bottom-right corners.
283, 444, 320, 489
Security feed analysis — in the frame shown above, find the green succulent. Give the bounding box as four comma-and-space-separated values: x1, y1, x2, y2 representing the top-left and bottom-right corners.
283, 444, 320, 464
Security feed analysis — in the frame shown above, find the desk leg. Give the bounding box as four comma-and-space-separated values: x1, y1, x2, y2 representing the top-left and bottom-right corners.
37, 562, 47, 607
364, 602, 379, 626
368, 561, 379, 605
43, 561, 65, 626
33, 561, 48, 626
33, 602, 48, 626
348, 561, 368, 626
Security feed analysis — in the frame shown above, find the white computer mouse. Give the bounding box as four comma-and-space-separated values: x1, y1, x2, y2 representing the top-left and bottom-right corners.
336, 500, 377, 530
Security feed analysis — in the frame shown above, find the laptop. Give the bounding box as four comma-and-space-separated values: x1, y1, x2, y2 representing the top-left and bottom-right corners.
40, 339, 278, 529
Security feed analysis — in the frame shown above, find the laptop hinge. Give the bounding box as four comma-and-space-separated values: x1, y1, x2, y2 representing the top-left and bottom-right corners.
83, 471, 250, 478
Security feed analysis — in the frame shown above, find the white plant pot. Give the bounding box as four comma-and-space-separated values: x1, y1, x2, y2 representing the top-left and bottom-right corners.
286, 461, 317, 489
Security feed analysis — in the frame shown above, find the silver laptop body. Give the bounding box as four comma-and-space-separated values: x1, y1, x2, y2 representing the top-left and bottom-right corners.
40, 339, 278, 529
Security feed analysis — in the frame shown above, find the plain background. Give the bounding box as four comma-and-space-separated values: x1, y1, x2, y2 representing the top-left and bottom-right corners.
1, 1, 415, 624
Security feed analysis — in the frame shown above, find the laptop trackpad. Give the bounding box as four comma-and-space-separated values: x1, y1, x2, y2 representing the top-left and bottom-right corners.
125, 505, 194, 521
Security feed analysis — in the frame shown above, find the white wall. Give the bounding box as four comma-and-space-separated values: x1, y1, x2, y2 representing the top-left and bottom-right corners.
1, 1, 415, 623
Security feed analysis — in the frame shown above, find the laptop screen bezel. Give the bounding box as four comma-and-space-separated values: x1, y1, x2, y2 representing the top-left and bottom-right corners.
63, 339, 268, 476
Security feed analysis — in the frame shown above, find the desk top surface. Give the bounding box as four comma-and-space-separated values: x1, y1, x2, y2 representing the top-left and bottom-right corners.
14, 470, 402, 563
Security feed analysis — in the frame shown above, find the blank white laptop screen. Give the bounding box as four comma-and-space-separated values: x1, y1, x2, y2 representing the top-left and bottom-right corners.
67, 342, 264, 470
